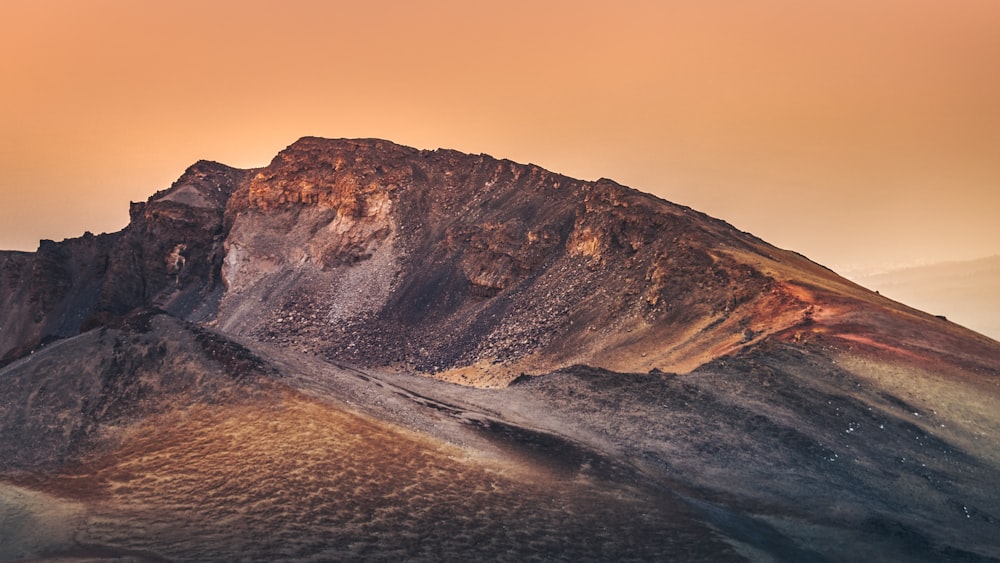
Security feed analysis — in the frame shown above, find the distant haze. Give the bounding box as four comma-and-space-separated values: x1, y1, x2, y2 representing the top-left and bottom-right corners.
851, 256, 1000, 342
2, 1, 998, 278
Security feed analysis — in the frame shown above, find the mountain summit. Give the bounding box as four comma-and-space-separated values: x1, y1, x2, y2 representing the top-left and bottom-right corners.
1, 138, 998, 561
4, 137, 993, 383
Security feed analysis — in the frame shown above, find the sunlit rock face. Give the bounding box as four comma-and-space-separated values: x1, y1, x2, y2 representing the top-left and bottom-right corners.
211, 138, 822, 383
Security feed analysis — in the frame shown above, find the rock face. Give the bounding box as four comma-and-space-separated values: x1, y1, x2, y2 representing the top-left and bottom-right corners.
214, 138, 819, 383
0, 161, 249, 365
94, 160, 250, 321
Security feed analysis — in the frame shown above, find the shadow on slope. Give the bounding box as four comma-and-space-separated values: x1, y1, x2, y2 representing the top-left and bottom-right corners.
504, 345, 1000, 562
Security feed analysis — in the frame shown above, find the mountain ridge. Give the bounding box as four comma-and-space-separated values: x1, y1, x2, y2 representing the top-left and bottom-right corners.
8, 137, 992, 384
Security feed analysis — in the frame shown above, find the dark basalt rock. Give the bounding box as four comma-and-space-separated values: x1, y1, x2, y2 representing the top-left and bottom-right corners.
1, 162, 251, 364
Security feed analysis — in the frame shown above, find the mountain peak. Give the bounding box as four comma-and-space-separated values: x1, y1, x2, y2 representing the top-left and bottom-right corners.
206, 137, 825, 382
1, 137, 996, 385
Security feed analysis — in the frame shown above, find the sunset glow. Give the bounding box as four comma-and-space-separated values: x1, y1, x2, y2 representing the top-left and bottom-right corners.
2, 0, 998, 273
3, 4, 1000, 558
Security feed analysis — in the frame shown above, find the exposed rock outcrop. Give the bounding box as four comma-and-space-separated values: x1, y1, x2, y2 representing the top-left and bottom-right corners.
1, 162, 249, 364
0, 234, 114, 365
210, 138, 822, 382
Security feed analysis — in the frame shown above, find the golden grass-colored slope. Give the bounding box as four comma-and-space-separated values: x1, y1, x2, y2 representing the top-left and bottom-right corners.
28, 388, 740, 562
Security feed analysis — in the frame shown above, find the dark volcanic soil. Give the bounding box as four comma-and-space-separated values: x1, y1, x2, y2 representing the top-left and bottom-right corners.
32, 391, 744, 563
5, 317, 995, 561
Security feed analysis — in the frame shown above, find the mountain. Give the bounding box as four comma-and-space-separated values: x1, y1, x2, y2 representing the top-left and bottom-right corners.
2, 137, 998, 562
851, 256, 1000, 342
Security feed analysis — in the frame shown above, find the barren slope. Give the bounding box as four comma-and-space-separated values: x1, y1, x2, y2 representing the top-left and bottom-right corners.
1, 137, 998, 561
5, 138, 993, 386
0, 316, 751, 562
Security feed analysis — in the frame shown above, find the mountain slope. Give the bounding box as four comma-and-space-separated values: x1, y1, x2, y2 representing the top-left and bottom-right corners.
852, 256, 1000, 341
1, 137, 998, 561
212, 137, 803, 382
4, 138, 993, 385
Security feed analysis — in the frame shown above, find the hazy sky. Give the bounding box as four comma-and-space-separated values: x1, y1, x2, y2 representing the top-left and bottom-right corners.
2, 0, 998, 275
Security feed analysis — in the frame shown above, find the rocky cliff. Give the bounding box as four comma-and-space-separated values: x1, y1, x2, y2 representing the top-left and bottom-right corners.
219, 139, 813, 383
0, 161, 250, 365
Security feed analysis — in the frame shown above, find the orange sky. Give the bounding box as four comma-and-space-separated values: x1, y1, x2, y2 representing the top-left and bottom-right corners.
2, 0, 998, 275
